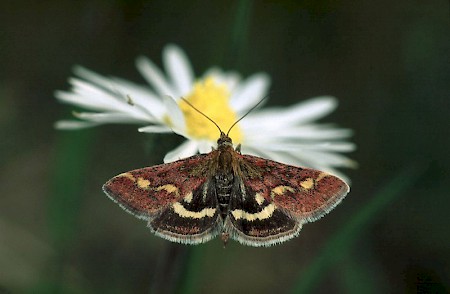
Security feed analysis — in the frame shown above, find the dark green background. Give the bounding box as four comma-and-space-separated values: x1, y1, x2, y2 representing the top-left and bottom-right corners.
1, 1, 449, 293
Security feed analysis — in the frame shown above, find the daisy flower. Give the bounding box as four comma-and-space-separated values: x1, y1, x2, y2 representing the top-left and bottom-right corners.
55, 44, 356, 180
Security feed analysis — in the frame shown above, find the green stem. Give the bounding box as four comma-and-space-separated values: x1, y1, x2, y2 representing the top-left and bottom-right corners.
46, 130, 95, 290
226, 0, 253, 68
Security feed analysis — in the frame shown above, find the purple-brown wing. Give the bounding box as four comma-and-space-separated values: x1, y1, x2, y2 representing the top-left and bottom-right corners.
239, 154, 349, 223
103, 153, 212, 218
103, 152, 223, 244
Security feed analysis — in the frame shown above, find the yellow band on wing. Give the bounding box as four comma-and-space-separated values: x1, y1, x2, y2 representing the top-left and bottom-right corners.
172, 202, 216, 219
231, 203, 276, 221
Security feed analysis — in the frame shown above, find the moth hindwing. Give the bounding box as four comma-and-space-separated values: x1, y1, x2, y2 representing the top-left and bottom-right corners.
103, 132, 349, 247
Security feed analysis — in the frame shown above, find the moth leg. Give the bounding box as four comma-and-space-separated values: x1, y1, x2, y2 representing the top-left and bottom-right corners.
235, 144, 242, 153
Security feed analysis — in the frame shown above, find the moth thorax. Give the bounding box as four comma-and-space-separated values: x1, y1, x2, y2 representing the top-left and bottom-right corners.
215, 171, 234, 220
218, 149, 233, 170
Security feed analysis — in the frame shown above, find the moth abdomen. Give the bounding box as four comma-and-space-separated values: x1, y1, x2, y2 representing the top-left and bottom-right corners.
215, 172, 234, 219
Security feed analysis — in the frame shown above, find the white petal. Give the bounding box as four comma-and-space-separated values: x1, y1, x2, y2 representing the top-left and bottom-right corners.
204, 68, 241, 91
138, 125, 173, 133
258, 141, 357, 152
163, 140, 199, 162
197, 140, 215, 153
54, 120, 98, 129
230, 73, 270, 112
163, 44, 194, 96
243, 123, 353, 141
55, 90, 107, 112
281, 127, 353, 140
71, 67, 164, 120
244, 147, 336, 179
299, 150, 357, 168
73, 112, 151, 124
270, 147, 355, 168
136, 56, 176, 97
244, 96, 338, 127
56, 86, 155, 123
74, 66, 116, 91
56, 81, 125, 112
109, 77, 166, 120
163, 96, 185, 132
244, 143, 355, 170
242, 145, 296, 166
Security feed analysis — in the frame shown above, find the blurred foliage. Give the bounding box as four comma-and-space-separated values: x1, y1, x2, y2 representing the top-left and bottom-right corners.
291, 165, 423, 293
0, 0, 449, 293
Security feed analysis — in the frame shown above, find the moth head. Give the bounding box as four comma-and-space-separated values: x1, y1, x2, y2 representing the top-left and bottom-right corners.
217, 131, 233, 147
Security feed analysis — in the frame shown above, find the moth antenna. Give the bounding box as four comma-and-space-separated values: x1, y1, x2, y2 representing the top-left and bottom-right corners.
180, 97, 223, 134
226, 96, 268, 136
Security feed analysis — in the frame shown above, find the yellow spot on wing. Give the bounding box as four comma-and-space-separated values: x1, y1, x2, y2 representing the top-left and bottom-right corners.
183, 192, 193, 203
271, 186, 295, 197
155, 184, 179, 196
172, 202, 216, 219
231, 204, 276, 221
300, 178, 314, 190
137, 177, 151, 189
255, 193, 265, 205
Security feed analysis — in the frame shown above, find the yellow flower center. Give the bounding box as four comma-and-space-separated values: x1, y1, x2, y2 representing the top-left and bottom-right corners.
179, 77, 243, 143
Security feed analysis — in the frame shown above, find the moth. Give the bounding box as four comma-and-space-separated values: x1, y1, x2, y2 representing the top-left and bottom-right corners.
103, 101, 350, 247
